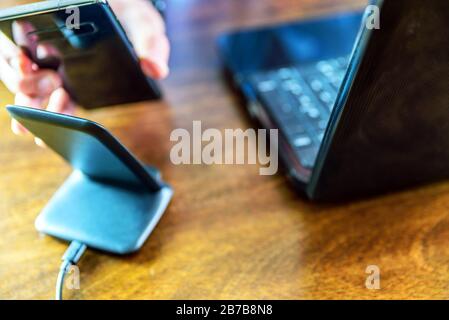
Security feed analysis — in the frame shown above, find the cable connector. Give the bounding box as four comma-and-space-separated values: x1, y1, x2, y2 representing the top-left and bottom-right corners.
56, 241, 87, 300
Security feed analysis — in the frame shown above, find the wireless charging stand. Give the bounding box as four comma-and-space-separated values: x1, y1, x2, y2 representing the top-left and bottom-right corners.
35, 166, 173, 254
7, 105, 173, 255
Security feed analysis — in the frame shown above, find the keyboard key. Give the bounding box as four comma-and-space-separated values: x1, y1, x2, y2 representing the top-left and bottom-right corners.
306, 108, 320, 119
282, 80, 302, 94
328, 59, 343, 70
319, 91, 333, 104
293, 135, 312, 148
285, 124, 306, 135
336, 71, 346, 81
290, 84, 303, 95
299, 95, 312, 106
310, 79, 323, 92
257, 80, 277, 92
317, 119, 328, 130
296, 147, 319, 168
278, 68, 293, 79
317, 61, 334, 74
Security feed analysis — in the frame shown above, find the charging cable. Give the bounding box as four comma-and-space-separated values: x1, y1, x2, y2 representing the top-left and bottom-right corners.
55, 241, 87, 300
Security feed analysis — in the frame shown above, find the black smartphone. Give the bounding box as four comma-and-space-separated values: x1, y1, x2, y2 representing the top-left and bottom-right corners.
7, 104, 173, 254
0, 0, 161, 109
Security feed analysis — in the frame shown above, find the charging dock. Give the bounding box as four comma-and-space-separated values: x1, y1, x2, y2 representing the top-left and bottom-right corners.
7, 105, 173, 255
35, 166, 172, 254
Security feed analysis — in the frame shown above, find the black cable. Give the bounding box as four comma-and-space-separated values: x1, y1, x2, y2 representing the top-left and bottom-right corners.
55, 241, 87, 300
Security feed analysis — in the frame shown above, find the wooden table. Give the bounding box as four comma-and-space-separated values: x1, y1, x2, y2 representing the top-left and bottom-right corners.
2, 0, 449, 300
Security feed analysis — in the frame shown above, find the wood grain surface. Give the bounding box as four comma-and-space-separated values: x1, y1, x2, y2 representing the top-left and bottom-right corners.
1, 0, 449, 300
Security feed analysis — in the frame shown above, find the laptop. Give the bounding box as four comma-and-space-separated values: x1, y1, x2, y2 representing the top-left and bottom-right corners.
218, 0, 449, 201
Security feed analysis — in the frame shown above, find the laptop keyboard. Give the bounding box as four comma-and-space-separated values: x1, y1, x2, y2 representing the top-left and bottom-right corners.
249, 56, 349, 168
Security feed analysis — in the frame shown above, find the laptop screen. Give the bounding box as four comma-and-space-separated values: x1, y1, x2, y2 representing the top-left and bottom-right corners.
312, 0, 449, 200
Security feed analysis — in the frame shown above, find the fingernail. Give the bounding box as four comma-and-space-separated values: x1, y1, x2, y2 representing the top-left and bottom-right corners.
141, 59, 169, 79
153, 55, 169, 77
141, 59, 154, 77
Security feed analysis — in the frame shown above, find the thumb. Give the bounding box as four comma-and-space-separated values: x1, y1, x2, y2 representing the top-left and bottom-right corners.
11, 50, 34, 76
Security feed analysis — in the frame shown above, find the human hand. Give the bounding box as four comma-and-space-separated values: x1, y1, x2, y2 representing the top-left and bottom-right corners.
0, 21, 74, 142
1, 0, 170, 142
110, 0, 170, 79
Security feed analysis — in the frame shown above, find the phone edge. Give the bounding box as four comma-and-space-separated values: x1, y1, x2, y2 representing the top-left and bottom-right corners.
0, 0, 103, 21
6, 105, 164, 192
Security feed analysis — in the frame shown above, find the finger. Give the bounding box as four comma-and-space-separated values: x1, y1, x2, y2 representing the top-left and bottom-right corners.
15, 88, 74, 116
17, 69, 62, 96
110, 0, 166, 34
15, 91, 48, 110
37, 43, 55, 59
0, 54, 20, 93
110, 0, 170, 78
11, 119, 28, 135
140, 57, 169, 79
11, 21, 39, 59
15, 50, 34, 76
34, 138, 46, 148
0, 51, 35, 93
47, 87, 74, 115
0, 29, 20, 58
139, 34, 170, 79
36, 43, 62, 70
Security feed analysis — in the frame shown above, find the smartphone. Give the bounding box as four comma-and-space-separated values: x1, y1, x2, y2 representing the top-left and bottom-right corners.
0, 0, 161, 109
7, 105, 173, 254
